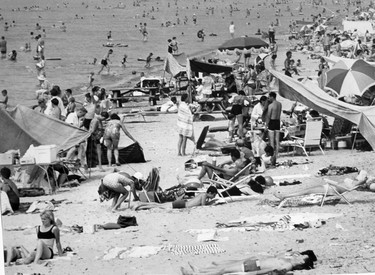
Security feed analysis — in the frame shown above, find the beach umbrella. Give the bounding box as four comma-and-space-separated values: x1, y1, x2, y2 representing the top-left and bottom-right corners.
314, 24, 328, 32
325, 59, 375, 97
340, 39, 356, 50
218, 36, 268, 51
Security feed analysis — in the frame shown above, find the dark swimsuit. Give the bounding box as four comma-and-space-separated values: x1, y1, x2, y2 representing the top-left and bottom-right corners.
37, 225, 55, 259
231, 104, 242, 116
268, 119, 280, 131
172, 200, 186, 209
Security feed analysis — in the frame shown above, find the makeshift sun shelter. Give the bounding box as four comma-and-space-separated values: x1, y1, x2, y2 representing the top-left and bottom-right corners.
270, 70, 375, 150
218, 36, 269, 51
0, 105, 90, 155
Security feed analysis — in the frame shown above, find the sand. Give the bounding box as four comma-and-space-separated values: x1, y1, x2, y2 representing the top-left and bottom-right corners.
2, 0, 375, 274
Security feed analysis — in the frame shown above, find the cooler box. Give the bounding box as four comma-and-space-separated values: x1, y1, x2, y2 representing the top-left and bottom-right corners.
0, 153, 13, 165
33, 145, 57, 164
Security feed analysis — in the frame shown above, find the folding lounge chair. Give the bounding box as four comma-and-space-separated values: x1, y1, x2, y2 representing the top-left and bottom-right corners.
209, 161, 253, 201
281, 117, 325, 157
320, 178, 361, 207
139, 167, 162, 203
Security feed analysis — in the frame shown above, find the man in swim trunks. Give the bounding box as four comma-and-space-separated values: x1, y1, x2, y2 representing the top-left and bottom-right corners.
98, 49, 113, 75
266, 92, 282, 164
181, 250, 317, 274
132, 186, 218, 211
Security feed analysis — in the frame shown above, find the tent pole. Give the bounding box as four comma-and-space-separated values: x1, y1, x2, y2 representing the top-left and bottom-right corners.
351, 127, 358, 153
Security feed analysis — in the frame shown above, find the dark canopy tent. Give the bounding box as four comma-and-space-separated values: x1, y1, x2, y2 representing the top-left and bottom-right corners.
0, 105, 90, 154
187, 59, 233, 74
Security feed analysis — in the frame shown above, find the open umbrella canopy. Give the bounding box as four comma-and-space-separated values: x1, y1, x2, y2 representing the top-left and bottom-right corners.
218, 36, 268, 51
340, 39, 356, 50
325, 59, 375, 97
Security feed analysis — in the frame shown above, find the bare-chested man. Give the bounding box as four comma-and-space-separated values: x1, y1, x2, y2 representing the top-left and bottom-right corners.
266, 92, 282, 163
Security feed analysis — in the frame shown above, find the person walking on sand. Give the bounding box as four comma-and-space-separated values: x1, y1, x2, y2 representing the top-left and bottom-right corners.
121, 54, 128, 68
268, 22, 276, 43
177, 93, 195, 156
270, 41, 278, 69
0, 36, 7, 59
145, 52, 153, 68
98, 49, 113, 75
229, 21, 235, 38
266, 92, 282, 164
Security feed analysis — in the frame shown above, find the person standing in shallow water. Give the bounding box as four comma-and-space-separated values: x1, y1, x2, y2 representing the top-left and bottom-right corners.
98, 49, 113, 75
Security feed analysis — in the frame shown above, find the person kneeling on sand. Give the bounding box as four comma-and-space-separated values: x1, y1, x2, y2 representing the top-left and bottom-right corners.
274, 170, 369, 200
132, 186, 218, 211
181, 250, 317, 275
98, 171, 140, 211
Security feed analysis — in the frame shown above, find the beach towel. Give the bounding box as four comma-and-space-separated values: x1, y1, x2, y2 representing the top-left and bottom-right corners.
278, 194, 341, 208
166, 244, 225, 255
1, 191, 14, 214
177, 102, 194, 138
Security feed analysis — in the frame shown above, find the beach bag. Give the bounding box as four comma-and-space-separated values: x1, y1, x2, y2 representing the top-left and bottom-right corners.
117, 215, 137, 228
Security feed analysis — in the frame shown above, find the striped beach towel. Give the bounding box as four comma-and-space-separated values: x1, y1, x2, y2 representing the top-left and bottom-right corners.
166, 244, 225, 255
177, 102, 194, 138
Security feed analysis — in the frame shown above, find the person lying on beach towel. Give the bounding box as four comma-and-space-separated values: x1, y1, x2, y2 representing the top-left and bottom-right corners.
181, 250, 317, 275
274, 170, 368, 201
131, 186, 218, 211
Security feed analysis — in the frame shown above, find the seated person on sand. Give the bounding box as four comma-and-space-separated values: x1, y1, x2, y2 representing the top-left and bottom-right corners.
274, 170, 369, 201
4, 245, 29, 266
98, 171, 140, 211
22, 210, 63, 264
132, 186, 218, 210
198, 150, 249, 181
181, 250, 317, 275
1, 167, 20, 212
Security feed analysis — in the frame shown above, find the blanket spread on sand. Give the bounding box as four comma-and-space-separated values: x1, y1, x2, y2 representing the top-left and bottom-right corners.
177, 102, 194, 138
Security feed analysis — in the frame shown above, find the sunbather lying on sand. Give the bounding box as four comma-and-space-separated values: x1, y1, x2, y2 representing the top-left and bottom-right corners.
131, 186, 218, 211
274, 170, 368, 200
181, 250, 317, 275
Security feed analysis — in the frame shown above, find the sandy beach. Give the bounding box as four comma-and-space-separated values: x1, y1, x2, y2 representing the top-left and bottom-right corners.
2, 0, 375, 274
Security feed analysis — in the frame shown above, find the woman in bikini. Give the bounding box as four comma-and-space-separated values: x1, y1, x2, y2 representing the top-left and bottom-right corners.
23, 210, 63, 264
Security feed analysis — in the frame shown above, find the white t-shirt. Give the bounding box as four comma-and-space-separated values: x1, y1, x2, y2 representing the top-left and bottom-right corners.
45, 96, 67, 117
251, 102, 264, 120
65, 112, 79, 127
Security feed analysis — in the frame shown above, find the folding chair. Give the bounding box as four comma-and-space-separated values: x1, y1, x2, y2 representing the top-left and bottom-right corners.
192, 125, 236, 156
138, 167, 162, 203
320, 178, 361, 207
209, 161, 253, 201
281, 117, 325, 157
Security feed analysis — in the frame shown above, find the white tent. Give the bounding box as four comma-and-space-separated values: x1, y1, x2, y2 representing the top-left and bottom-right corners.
342, 20, 375, 35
